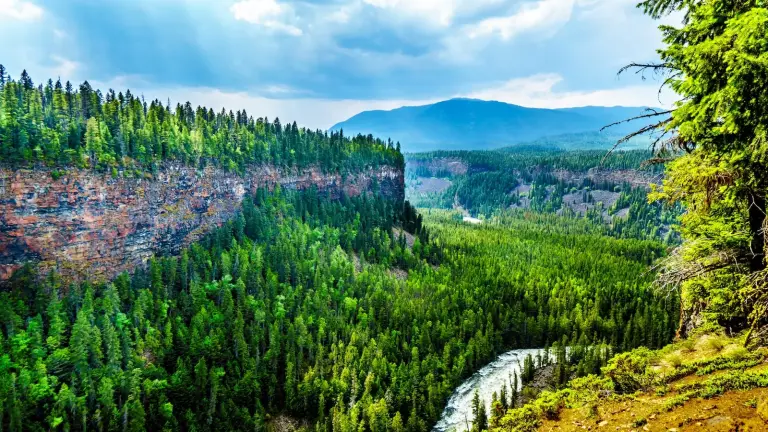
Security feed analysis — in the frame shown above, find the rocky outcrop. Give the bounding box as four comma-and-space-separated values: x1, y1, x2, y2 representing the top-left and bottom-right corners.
0, 163, 404, 283
553, 168, 661, 189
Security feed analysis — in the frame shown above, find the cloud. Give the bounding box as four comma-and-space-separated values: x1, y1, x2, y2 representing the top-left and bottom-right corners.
465, 73, 675, 108
328, 5, 353, 24
363, 0, 455, 26
48, 55, 79, 78
467, 0, 574, 40
0, 0, 42, 20
360, 0, 507, 28
574, 0, 637, 18
3, 0, 671, 111
230, 0, 302, 36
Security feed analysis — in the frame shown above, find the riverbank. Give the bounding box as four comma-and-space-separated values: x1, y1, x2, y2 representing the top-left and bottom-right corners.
433, 349, 547, 432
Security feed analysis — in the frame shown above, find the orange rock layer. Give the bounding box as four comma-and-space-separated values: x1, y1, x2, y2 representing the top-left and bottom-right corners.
0, 163, 404, 283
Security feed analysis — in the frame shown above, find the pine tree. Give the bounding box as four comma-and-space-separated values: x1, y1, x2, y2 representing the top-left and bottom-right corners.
499, 384, 508, 410
20, 69, 33, 90
471, 390, 487, 432
510, 372, 519, 408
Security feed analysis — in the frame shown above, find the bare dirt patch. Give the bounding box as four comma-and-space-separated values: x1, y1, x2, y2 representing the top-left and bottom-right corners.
614, 207, 630, 219
413, 177, 453, 194
512, 184, 532, 195
543, 387, 768, 432
554, 168, 661, 189
351, 253, 362, 273
561, 190, 619, 216
393, 227, 416, 248
389, 267, 408, 280
266, 415, 309, 432
409, 158, 468, 176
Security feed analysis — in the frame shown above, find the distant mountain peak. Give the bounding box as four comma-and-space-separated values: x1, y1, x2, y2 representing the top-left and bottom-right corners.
330, 99, 657, 153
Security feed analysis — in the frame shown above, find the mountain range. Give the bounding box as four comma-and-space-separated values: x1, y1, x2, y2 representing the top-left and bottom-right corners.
330, 98, 658, 153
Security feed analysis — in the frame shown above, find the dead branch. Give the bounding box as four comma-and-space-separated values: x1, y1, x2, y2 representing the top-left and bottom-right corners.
600, 110, 674, 132
600, 117, 673, 166
653, 246, 749, 296
640, 157, 676, 168
618, 62, 676, 77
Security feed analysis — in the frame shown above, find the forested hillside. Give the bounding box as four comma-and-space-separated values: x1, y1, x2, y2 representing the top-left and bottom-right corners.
6, 0, 768, 426
0, 185, 677, 431
499, 131, 651, 152
0, 66, 402, 172
463, 0, 768, 430
406, 149, 680, 243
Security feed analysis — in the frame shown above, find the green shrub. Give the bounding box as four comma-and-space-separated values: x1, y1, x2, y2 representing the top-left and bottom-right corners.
676, 369, 768, 396
568, 375, 613, 393
602, 347, 658, 393
679, 339, 695, 353
661, 349, 765, 382
50, 169, 66, 180
705, 336, 726, 352
725, 346, 749, 361
537, 391, 567, 420
662, 392, 693, 411
665, 352, 683, 367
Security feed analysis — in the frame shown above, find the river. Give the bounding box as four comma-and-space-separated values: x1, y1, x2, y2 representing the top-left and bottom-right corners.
432, 348, 547, 432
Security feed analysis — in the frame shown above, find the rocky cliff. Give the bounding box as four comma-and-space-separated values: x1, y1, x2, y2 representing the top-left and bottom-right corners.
0, 163, 404, 283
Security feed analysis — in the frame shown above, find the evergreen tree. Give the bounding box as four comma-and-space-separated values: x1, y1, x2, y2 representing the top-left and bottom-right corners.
471, 390, 488, 432
631, 0, 768, 340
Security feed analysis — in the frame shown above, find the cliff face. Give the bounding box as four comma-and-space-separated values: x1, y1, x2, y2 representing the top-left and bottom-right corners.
0, 163, 404, 283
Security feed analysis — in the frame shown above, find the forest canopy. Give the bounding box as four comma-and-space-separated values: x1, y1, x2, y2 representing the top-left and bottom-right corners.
0, 188, 677, 431
0, 66, 403, 172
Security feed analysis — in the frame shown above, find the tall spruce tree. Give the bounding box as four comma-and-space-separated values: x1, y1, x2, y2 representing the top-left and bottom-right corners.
626, 0, 768, 342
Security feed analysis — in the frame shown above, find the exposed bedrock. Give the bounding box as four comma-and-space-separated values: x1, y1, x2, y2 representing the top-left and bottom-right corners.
0, 163, 404, 283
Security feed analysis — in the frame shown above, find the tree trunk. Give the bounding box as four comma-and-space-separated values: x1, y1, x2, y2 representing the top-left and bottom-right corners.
749, 192, 767, 272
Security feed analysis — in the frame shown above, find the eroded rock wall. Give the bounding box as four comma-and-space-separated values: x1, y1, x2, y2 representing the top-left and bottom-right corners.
0, 163, 404, 282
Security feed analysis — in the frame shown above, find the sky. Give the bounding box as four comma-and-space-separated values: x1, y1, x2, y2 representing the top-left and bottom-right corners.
0, 0, 678, 130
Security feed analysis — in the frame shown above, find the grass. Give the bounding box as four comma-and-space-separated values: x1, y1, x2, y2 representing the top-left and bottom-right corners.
664, 352, 683, 368
679, 338, 696, 353
490, 332, 768, 432
703, 335, 727, 352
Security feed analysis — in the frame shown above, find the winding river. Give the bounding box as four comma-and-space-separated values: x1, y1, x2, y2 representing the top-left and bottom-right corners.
432, 348, 547, 432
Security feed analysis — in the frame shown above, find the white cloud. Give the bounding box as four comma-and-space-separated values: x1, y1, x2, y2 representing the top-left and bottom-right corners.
264, 21, 303, 36
361, 0, 505, 28
0, 0, 42, 20
48, 56, 79, 79
230, 0, 302, 36
574, 0, 637, 18
328, 6, 353, 24
364, 0, 455, 26
464, 73, 676, 108
231, 0, 281, 22
467, 0, 574, 40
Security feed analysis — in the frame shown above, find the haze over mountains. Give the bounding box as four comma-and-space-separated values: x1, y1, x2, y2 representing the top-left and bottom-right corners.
331, 98, 657, 153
